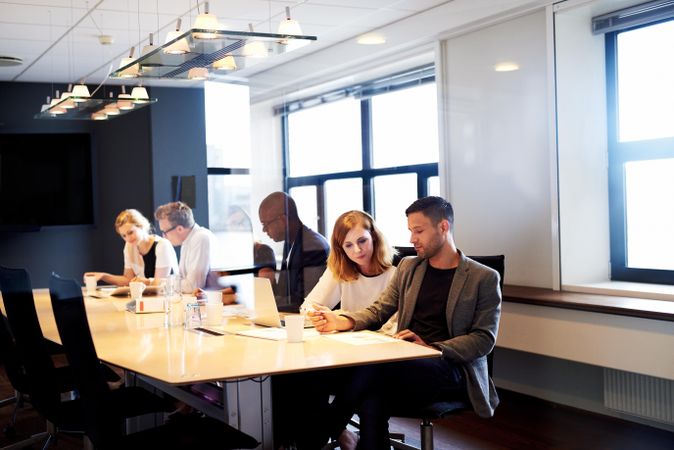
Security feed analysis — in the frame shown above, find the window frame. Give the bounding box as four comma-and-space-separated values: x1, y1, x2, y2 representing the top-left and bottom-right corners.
279, 66, 439, 236
606, 19, 674, 284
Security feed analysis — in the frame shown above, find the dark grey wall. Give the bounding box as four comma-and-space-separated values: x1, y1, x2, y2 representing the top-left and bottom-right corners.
149, 86, 208, 227
0, 81, 207, 287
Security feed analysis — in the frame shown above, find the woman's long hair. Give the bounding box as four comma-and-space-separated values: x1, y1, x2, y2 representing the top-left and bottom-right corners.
327, 210, 395, 281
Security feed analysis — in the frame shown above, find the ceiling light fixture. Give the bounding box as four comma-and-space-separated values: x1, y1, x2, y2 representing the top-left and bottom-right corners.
242, 24, 268, 59
36, 85, 155, 120
187, 67, 209, 80
118, 47, 139, 78
213, 55, 236, 71
278, 7, 302, 35
357, 33, 386, 45
109, 6, 316, 81
164, 19, 190, 55
494, 62, 520, 72
192, 2, 219, 40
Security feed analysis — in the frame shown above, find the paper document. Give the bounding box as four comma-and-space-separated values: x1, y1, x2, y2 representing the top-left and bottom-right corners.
236, 327, 320, 341
325, 331, 399, 346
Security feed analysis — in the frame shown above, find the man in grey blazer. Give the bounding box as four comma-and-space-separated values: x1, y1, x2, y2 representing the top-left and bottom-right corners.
310, 196, 501, 449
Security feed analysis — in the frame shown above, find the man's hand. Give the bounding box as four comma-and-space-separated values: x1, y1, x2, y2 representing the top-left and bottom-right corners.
394, 329, 432, 348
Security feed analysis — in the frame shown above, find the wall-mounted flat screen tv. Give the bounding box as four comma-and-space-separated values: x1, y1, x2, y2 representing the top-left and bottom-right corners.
0, 133, 94, 229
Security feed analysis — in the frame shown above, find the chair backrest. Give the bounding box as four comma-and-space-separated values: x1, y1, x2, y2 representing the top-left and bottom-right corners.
0, 312, 28, 394
49, 273, 118, 447
467, 255, 504, 377
0, 266, 62, 417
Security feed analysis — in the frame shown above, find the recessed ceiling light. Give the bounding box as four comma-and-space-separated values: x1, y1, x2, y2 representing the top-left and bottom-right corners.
0, 56, 23, 67
357, 33, 386, 45
494, 62, 520, 72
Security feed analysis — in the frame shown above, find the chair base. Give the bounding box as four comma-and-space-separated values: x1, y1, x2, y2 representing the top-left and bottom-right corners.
390, 419, 433, 450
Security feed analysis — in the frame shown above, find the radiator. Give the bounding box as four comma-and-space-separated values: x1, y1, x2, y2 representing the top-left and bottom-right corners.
604, 368, 674, 425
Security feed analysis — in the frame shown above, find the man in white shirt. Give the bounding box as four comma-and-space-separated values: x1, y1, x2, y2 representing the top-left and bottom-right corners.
154, 201, 216, 293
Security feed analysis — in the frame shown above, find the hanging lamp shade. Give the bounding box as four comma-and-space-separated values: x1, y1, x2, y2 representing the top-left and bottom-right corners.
116, 86, 135, 110
59, 84, 75, 109
130, 86, 149, 103
71, 84, 90, 102
278, 7, 303, 35
242, 24, 268, 58
141, 33, 157, 56
164, 19, 190, 54
118, 47, 139, 78
48, 90, 66, 114
193, 2, 219, 39
213, 55, 236, 71
187, 67, 208, 80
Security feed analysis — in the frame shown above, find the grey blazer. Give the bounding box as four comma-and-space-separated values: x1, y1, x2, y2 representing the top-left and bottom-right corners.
342, 251, 501, 417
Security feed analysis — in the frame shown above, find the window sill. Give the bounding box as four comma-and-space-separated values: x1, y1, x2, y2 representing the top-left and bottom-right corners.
502, 285, 674, 322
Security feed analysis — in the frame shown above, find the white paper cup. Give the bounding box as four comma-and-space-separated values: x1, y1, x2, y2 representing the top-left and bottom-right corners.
204, 301, 224, 326
205, 290, 222, 305
84, 275, 97, 295
285, 315, 304, 343
129, 281, 146, 300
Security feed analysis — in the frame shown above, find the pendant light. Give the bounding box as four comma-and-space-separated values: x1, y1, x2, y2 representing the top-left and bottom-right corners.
188, 67, 209, 80
242, 24, 268, 58
278, 7, 302, 35
130, 85, 149, 103
118, 47, 139, 78
48, 90, 66, 115
192, 2, 219, 40
213, 55, 236, 71
71, 83, 91, 102
141, 33, 157, 56
164, 19, 190, 54
58, 84, 75, 109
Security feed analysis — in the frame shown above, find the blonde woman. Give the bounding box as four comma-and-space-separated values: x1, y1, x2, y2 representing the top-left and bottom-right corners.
85, 209, 178, 286
300, 210, 397, 333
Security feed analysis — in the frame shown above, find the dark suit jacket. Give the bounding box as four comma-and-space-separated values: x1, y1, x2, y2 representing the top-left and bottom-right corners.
342, 251, 501, 417
275, 225, 329, 311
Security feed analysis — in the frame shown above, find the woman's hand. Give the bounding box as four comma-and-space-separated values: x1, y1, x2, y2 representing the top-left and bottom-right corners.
84, 272, 106, 282
131, 276, 151, 285
307, 303, 337, 332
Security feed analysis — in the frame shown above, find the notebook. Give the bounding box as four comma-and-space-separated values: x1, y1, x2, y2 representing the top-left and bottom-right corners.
91, 285, 161, 298
251, 277, 312, 328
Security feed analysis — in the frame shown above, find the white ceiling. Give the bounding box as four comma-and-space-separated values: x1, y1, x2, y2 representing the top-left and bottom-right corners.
0, 0, 451, 87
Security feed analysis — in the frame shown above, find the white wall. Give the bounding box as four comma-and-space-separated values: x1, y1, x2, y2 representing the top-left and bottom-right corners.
556, 1, 611, 285
442, 9, 555, 288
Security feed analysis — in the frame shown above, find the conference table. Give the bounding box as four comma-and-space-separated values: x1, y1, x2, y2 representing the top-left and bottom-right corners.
26, 289, 440, 449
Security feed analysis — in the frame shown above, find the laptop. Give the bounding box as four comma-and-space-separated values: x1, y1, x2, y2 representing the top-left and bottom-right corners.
252, 277, 312, 328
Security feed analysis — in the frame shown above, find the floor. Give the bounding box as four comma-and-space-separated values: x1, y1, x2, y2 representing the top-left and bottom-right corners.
1, 366, 672, 450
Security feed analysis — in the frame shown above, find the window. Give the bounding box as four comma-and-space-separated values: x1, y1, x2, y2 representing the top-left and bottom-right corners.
281, 66, 439, 246
606, 17, 674, 283
205, 81, 255, 269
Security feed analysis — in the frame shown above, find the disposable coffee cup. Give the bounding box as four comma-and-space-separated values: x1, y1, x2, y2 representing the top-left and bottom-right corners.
84, 275, 97, 295
129, 281, 146, 300
285, 315, 304, 343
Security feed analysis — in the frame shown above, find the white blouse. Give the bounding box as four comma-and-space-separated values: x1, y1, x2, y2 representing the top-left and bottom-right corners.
302, 266, 397, 334
123, 235, 178, 279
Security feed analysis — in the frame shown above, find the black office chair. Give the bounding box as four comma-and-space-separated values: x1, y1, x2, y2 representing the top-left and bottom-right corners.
49, 274, 259, 450
0, 312, 50, 447
0, 266, 84, 447
388, 254, 505, 450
